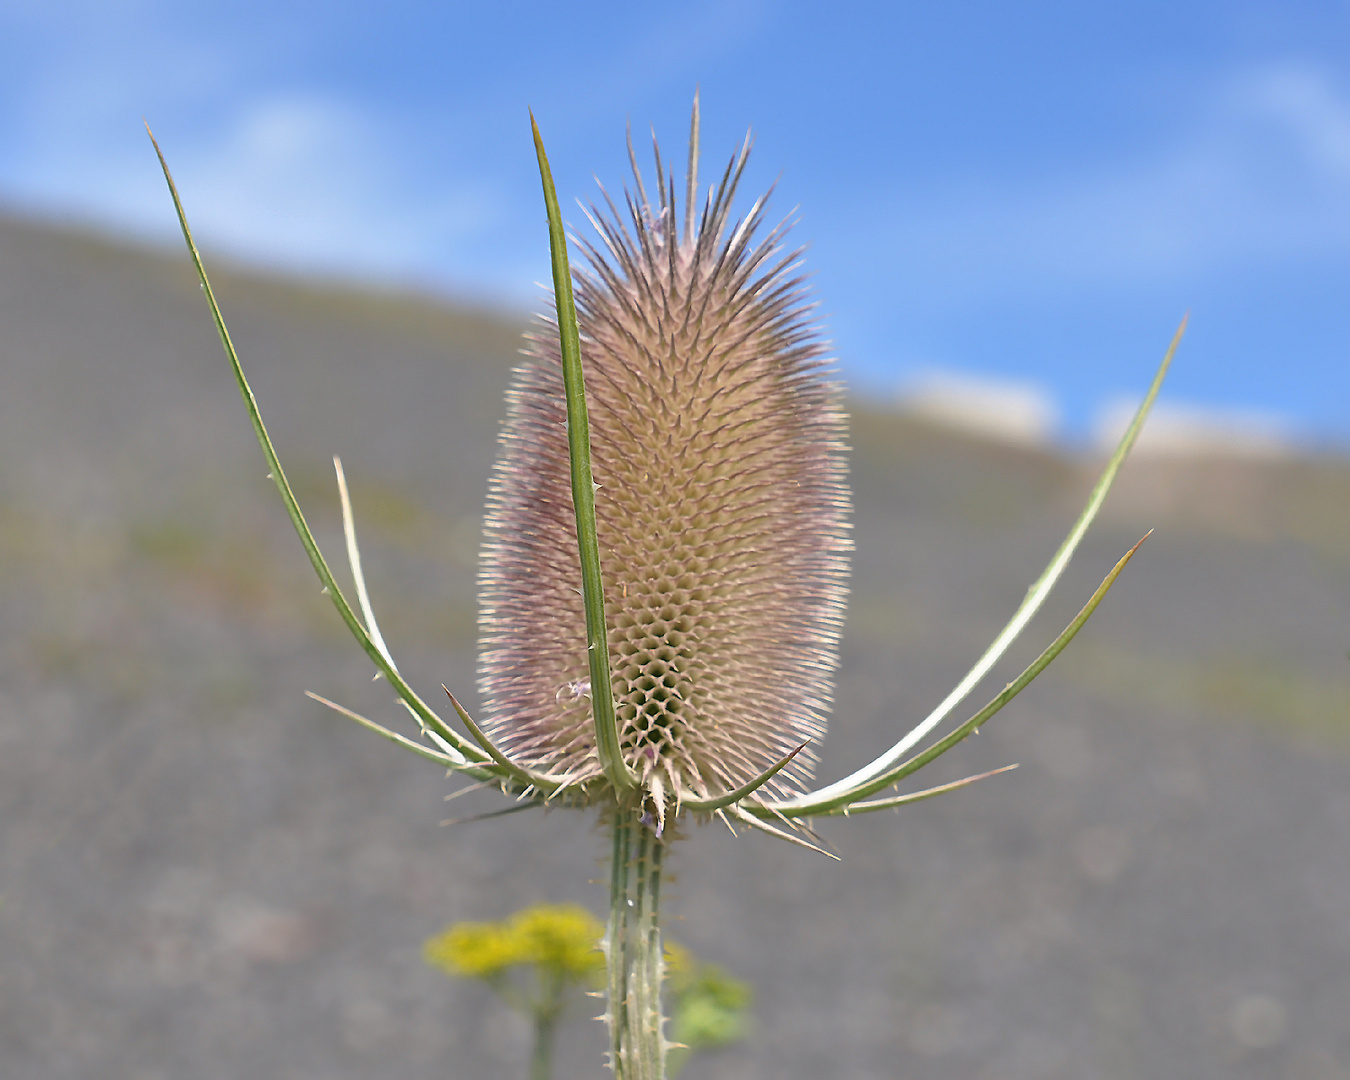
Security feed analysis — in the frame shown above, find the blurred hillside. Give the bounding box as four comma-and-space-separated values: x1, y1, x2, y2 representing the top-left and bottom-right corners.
1, 210, 1347, 1080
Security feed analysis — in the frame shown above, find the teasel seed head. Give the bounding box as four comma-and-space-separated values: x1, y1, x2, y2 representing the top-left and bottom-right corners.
478, 112, 851, 811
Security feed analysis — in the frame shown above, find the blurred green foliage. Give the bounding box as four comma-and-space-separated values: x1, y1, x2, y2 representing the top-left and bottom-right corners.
664, 940, 753, 1075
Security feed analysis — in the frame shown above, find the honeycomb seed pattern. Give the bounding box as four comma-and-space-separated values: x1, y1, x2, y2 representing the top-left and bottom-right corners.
477, 131, 851, 804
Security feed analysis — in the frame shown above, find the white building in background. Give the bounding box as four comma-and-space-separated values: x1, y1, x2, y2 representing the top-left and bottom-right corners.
897, 370, 1059, 447
1093, 400, 1295, 459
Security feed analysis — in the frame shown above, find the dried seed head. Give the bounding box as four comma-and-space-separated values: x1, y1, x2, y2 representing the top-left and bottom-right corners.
478, 115, 851, 806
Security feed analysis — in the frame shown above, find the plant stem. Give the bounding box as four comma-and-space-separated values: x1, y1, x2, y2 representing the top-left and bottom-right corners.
528, 961, 568, 1080
607, 816, 667, 1078
531, 1008, 557, 1080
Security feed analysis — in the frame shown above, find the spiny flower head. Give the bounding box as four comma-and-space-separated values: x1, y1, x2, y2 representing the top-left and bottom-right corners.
477, 120, 852, 810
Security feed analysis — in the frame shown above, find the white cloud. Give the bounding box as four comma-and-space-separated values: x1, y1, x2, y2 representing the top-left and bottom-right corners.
0, 85, 512, 294
1093, 399, 1295, 459
0, 4, 528, 295
897, 370, 1059, 446
167, 97, 506, 277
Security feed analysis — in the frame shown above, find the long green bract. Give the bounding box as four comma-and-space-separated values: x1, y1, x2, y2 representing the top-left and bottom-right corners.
811, 764, 1018, 817
148, 127, 494, 778
531, 115, 636, 795
762, 533, 1151, 819
770, 320, 1184, 813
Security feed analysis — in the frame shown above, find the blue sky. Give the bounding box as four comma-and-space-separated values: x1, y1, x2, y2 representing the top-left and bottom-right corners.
3, 0, 1349, 445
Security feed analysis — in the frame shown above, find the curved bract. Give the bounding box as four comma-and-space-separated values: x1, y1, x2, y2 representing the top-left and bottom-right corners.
150, 125, 538, 800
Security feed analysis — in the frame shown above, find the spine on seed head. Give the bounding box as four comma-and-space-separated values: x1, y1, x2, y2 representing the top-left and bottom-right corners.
477, 123, 851, 808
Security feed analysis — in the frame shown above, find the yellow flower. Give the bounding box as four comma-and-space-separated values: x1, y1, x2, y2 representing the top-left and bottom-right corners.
511, 904, 607, 980
424, 920, 522, 979
423, 903, 604, 983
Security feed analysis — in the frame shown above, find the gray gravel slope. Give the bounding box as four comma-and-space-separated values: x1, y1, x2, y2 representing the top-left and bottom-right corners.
1, 212, 1348, 1079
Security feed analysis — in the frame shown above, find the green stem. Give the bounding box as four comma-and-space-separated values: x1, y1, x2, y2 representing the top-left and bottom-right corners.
531, 975, 563, 1080
607, 817, 630, 1074
531, 1015, 555, 1080
607, 816, 667, 1079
